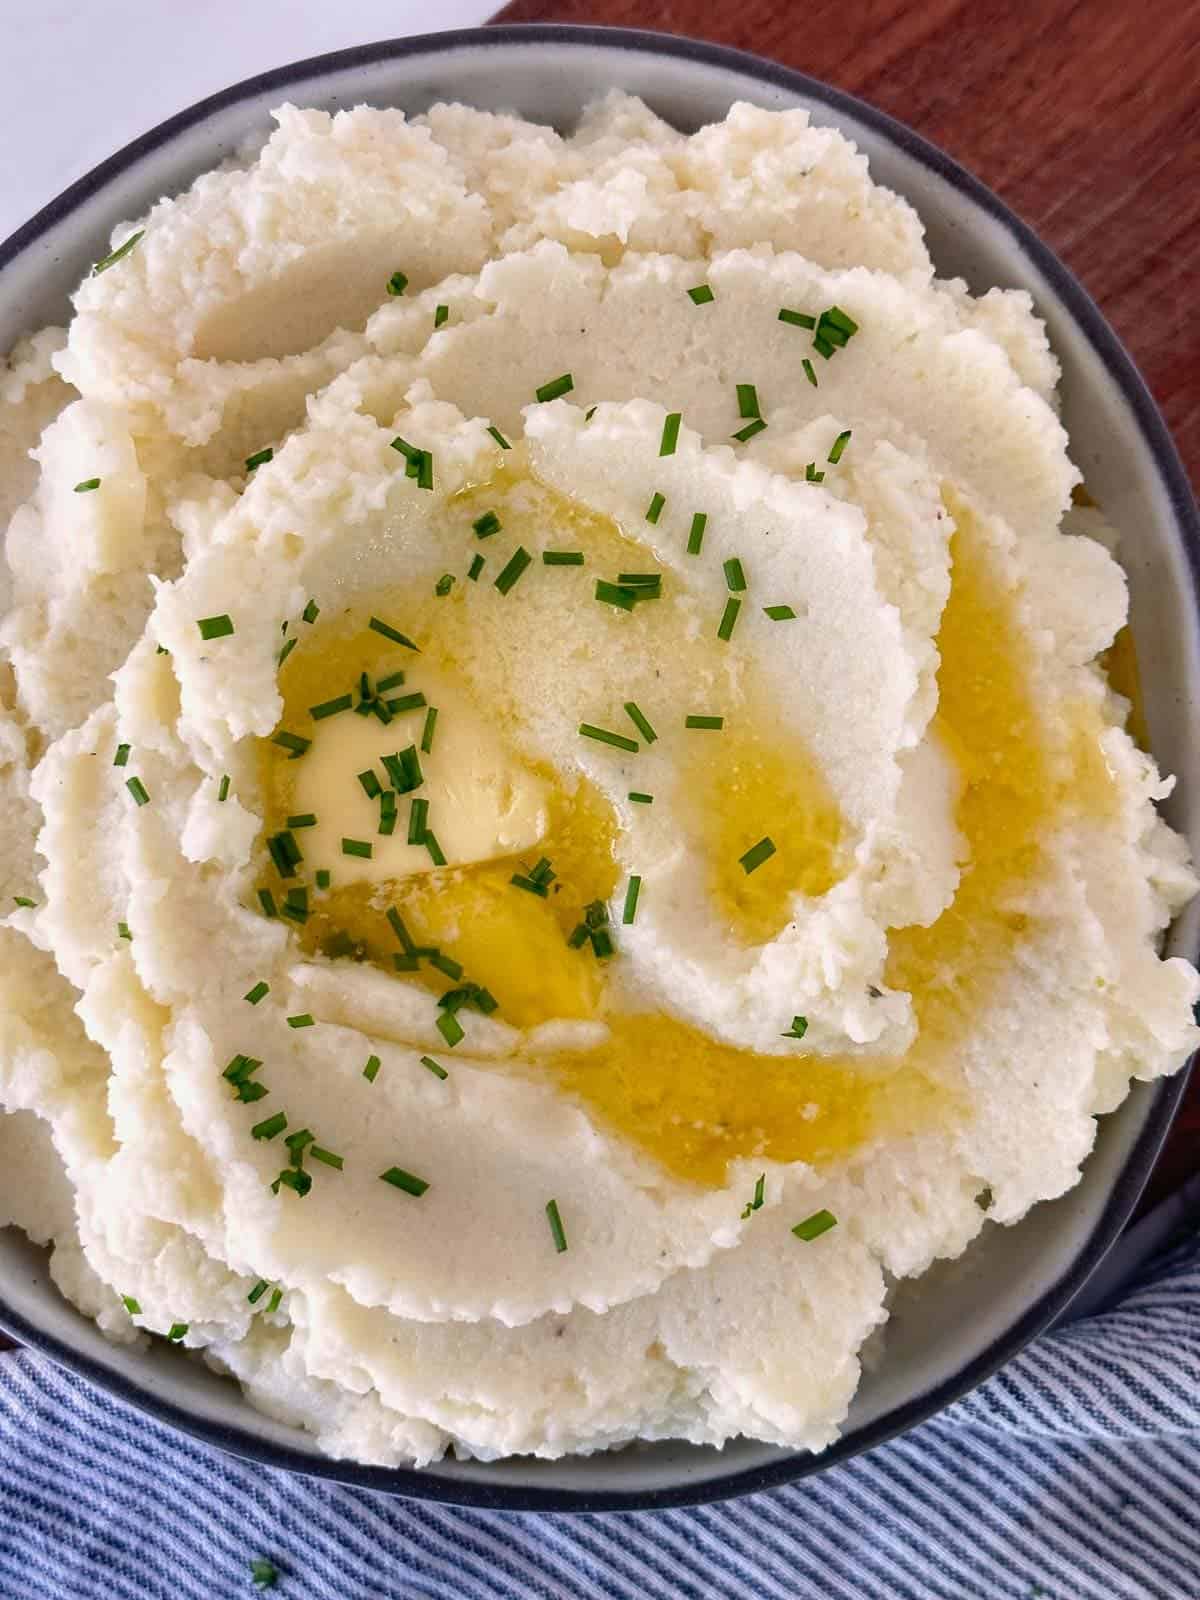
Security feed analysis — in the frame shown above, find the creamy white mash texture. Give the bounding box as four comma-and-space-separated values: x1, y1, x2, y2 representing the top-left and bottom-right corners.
0, 94, 1196, 1466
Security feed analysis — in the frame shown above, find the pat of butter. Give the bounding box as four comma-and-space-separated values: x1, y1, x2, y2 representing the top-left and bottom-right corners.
289, 669, 549, 883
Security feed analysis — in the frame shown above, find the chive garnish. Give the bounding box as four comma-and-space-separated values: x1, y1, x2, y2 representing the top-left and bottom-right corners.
468, 553, 485, 581
622, 876, 641, 925
436, 1010, 464, 1048
741, 1173, 767, 1219
646, 491, 666, 524
376, 670, 404, 693
363, 1054, 381, 1083
309, 1145, 343, 1170
265, 1288, 282, 1315
511, 870, 550, 898
687, 512, 707, 555
286, 1013, 315, 1029
117, 921, 132, 941
368, 617, 419, 650
386, 270, 409, 297
616, 574, 662, 597
380, 1166, 429, 1197
257, 889, 278, 918
802, 358, 818, 388
166, 1323, 189, 1342
717, 597, 742, 641
125, 777, 150, 806
628, 791, 653, 804
778, 308, 816, 329
271, 731, 311, 759
494, 547, 532, 594
408, 796, 429, 845
341, 838, 373, 859
247, 1279, 270, 1305
623, 701, 657, 743
687, 284, 715, 305
272, 1168, 312, 1198
302, 598, 320, 624
420, 1055, 448, 1080
659, 412, 682, 456
535, 373, 574, 402
244, 982, 270, 1005
91, 230, 143, 275
792, 1209, 837, 1242
685, 715, 723, 730
386, 906, 415, 951
595, 580, 637, 612
732, 418, 767, 442
286, 814, 317, 829
245, 448, 273, 472
122, 1295, 141, 1315
736, 384, 761, 420
382, 746, 423, 792
267, 831, 300, 878
358, 769, 383, 800
782, 1015, 809, 1040
473, 510, 501, 539
579, 723, 638, 753
114, 743, 131, 767
309, 694, 352, 721
278, 637, 298, 666
430, 952, 463, 981
12, 896, 35, 908
823, 305, 859, 338
828, 429, 852, 464
764, 604, 797, 620
420, 706, 438, 754
739, 836, 776, 874
74, 478, 101, 493
217, 774, 231, 802
545, 1198, 568, 1253
590, 927, 615, 959
252, 1111, 287, 1141
423, 830, 447, 868
723, 557, 747, 592
487, 424, 511, 450
379, 791, 398, 835
315, 869, 330, 889
434, 303, 449, 327
805, 462, 825, 483
386, 691, 427, 715
197, 614, 234, 641
543, 550, 585, 565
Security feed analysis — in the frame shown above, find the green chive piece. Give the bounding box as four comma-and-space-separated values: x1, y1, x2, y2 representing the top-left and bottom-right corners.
420, 1055, 448, 1080
487, 424, 511, 450
430, 952, 463, 980
12, 896, 35, 908
217, 774, 231, 802
74, 477, 101, 493
315, 869, 330, 890
645, 491, 666, 524
341, 838, 373, 860
736, 383, 761, 419
117, 921, 132, 941
814, 333, 836, 359
778, 308, 816, 329
244, 981, 270, 1005
286, 814, 317, 830
358, 769, 382, 799
309, 693, 352, 721
434, 303, 449, 328
511, 871, 549, 898
257, 889, 278, 918
363, 1054, 381, 1083
380, 1166, 430, 1196
623, 701, 657, 744
468, 553, 485, 582
420, 447, 436, 491
802, 358, 818, 388
286, 1013, 315, 1029
378, 790, 398, 836
302, 598, 320, 624
368, 617, 419, 650
113, 744, 131, 767
473, 510, 501, 539
197, 614, 234, 641
223, 1054, 262, 1085
122, 1295, 141, 1315
543, 550, 585, 566
494, 547, 532, 594
616, 574, 662, 597
590, 927, 615, 959
265, 1288, 282, 1315
723, 557, 747, 592
545, 1198, 568, 1254
247, 1279, 270, 1305
687, 512, 707, 555
594, 580, 637, 612
376, 670, 404, 693
685, 715, 724, 730
408, 796, 429, 845
420, 706, 438, 754
792, 1208, 837, 1242
423, 830, 447, 868
732, 418, 767, 442
278, 637, 298, 667
271, 1168, 312, 1198
659, 412, 682, 456
91, 230, 144, 275
125, 777, 150, 806
386, 691, 427, 715
271, 731, 311, 759
764, 604, 797, 620
386, 906, 415, 951
805, 462, 825, 483
585, 406, 597, 421
245, 448, 273, 472
687, 284, 715, 305
741, 1173, 767, 1219
828, 429, 852, 465
823, 305, 859, 338
535, 373, 574, 403
386, 269, 409, 297
309, 1145, 343, 1170
579, 723, 638, 753
717, 597, 742, 642
252, 1111, 288, 1141
739, 836, 777, 874
436, 1009, 464, 1047
166, 1323, 188, 1342
628, 792, 653, 805
382, 746, 423, 793
782, 1015, 809, 1040
622, 875, 642, 925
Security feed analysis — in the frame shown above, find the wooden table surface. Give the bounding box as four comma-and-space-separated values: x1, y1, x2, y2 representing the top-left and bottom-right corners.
490, 0, 1200, 1207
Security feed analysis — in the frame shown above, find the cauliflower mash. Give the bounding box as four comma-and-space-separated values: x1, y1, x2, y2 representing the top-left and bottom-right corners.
0, 92, 1196, 1467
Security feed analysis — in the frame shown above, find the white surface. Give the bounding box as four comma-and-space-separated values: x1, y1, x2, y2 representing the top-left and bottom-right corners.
0, 1, 494, 244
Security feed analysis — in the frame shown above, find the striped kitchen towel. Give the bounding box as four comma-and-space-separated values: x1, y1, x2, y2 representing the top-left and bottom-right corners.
0, 1222, 1196, 1600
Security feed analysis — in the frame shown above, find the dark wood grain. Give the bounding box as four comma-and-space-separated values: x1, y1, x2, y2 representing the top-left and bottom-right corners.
489, 0, 1200, 1208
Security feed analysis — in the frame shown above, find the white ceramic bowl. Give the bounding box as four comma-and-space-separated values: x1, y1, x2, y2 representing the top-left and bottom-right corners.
1, 25, 1196, 1512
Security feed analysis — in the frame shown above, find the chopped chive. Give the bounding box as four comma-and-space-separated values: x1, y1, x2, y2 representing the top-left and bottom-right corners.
245, 448, 273, 472
309, 1146, 343, 1170
467, 553, 485, 581
802, 358, 818, 388
309, 693, 352, 721
494, 547, 532, 594
778, 308, 816, 329
315, 869, 330, 890
545, 1198, 568, 1253
645, 491, 666, 524
739, 836, 777, 874
736, 383, 761, 419
386, 692, 427, 715
286, 1013, 315, 1029
823, 305, 859, 338
257, 889, 278, 918
363, 1054, 381, 1083
217, 774, 231, 802
434, 303, 449, 328
378, 791, 398, 835
590, 927, 615, 959
284, 890, 310, 920
91, 230, 143, 275
616, 574, 662, 597
764, 604, 797, 620
622, 875, 641, 925
117, 921, 132, 940
782, 1015, 809, 1040
251, 1111, 288, 1141
543, 550, 585, 565
369, 698, 394, 726
723, 557, 747, 592
423, 830, 447, 868
122, 1294, 141, 1315
302, 598, 320, 624
685, 715, 724, 730
430, 952, 463, 980
436, 1009, 464, 1048
386, 906, 415, 951
12, 896, 35, 908
487, 424, 511, 450
805, 462, 825, 483
717, 597, 742, 641
74, 477, 101, 493
511, 871, 549, 898
368, 617, 419, 650
272, 1168, 312, 1198
266, 831, 300, 878
386, 269, 409, 296
623, 701, 657, 744
814, 333, 836, 359
687, 283, 715, 305
271, 731, 311, 759
166, 1323, 189, 1342
382, 746, 423, 793
687, 512, 707, 555
247, 1279, 270, 1305
535, 373, 574, 403
113, 743, 131, 767
197, 614, 234, 641
579, 723, 638, 753
567, 923, 590, 949
828, 429, 852, 465
358, 768, 383, 800
408, 796, 429, 844
286, 814, 317, 830
594, 579, 637, 612
584, 900, 609, 929
628, 791, 653, 805
659, 412, 682, 456
244, 981, 270, 1005
278, 637, 298, 666
341, 838, 373, 860
741, 1173, 767, 1219
732, 418, 767, 442
380, 1166, 429, 1197
420, 1055, 448, 1080
125, 777, 150, 806
473, 510, 501, 539
264, 1288, 282, 1315
223, 1054, 261, 1084
420, 706, 438, 754
376, 670, 404, 693
792, 1208, 837, 1242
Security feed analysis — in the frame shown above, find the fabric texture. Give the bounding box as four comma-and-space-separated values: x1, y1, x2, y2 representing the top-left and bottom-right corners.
0, 1230, 1196, 1600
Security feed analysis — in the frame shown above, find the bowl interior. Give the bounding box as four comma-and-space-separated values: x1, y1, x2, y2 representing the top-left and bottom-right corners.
1, 27, 1196, 1510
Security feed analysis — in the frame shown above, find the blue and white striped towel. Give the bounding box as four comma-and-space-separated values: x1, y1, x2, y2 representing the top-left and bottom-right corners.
0, 1221, 1197, 1600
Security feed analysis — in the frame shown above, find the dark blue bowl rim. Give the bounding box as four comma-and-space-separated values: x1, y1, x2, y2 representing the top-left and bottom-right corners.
0, 22, 1196, 1515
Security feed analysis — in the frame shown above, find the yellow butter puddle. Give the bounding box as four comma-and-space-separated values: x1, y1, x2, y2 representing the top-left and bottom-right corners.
258, 477, 1119, 1188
